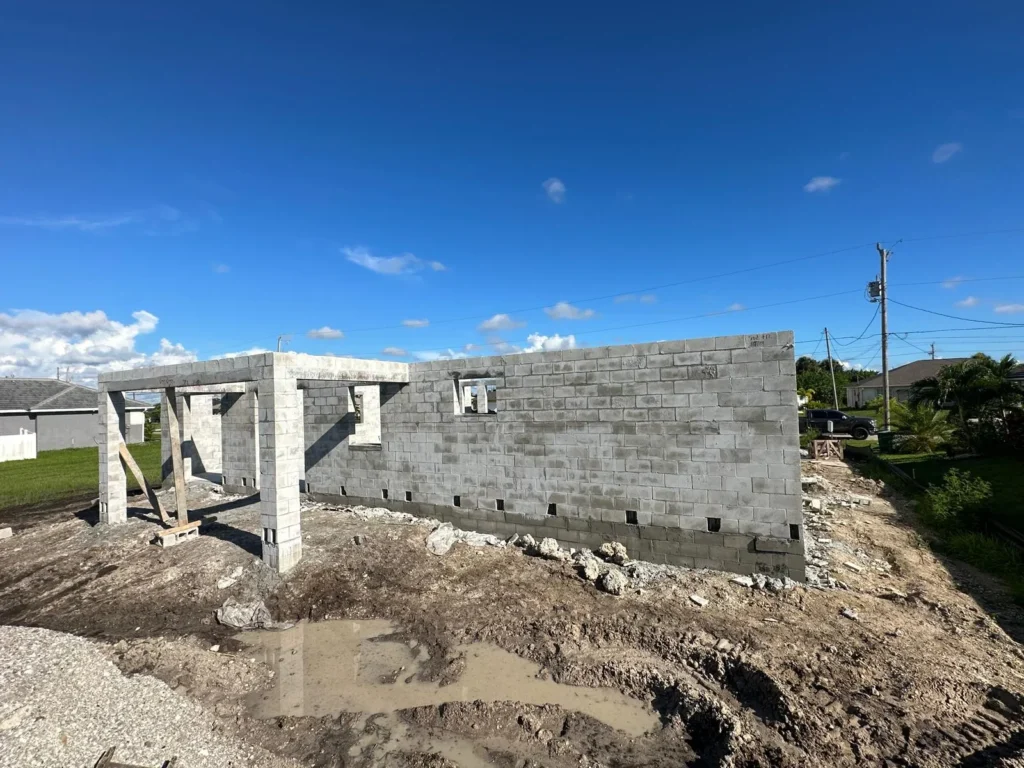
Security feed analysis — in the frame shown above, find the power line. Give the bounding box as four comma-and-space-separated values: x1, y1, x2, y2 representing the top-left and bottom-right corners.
888, 299, 1024, 327
893, 334, 932, 357
831, 304, 880, 347
809, 331, 824, 357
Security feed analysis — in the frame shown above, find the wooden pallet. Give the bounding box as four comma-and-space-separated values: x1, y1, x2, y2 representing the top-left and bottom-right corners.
94, 746, 178, 767
810, 439, 845, 460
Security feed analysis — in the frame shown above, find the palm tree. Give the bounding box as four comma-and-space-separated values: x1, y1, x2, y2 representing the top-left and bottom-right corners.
888, 401, 954, 453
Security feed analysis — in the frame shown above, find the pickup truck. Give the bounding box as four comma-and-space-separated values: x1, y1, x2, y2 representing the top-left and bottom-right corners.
799, 409, 876, 440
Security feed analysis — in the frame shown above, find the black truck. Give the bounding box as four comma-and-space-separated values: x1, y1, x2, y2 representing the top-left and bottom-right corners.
799, 408, 876, 440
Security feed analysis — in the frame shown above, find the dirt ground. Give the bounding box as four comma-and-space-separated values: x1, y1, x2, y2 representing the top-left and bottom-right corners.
2, 459, 1024, 767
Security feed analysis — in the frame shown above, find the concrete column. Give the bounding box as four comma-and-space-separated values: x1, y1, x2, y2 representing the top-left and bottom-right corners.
477, 382, 489, 414
258, 374, 302, 573
160, 391, 171, 484
178, 394, 193, 480
98, 389, 127, 525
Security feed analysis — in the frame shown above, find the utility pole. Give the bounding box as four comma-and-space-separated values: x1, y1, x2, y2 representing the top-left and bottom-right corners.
876, 243, 891, 431
929, 342, 936, 360
824, 327, 839, 409
276, 334, 291, 352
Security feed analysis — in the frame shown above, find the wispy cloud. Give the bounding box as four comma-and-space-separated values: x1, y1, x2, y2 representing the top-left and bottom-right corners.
955, 296, 979, 308
402, 319, 429, 328
803, 176, 841, 193
544, 301, 595, 320
478, 313, 526, 332
994, 303, 1024, 314
726, 303, 746, 312
932, 142, 963, 164
212, 263, 230, 274
525, 333, 576, 352
307, 326, 344, 339
381, 346, 407, 356
0, 213, 138, 231
836, 359, 865, 371
942, 276, 966, 289
0, 204, 213, 236
542, 177, 566, 204
221, 347, 272, 358
614, 293, 657, 304
343, 246, 446, 275
413, 348, 462, 361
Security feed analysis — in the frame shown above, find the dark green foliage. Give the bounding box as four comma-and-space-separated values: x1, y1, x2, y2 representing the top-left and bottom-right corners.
920, 468, 993, 528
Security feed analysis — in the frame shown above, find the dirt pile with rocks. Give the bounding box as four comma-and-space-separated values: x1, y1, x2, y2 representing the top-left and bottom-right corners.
1, 460, 1024, 766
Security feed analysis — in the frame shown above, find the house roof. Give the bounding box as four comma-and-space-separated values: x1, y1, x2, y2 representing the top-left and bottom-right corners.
847, 359, 970, 390
0, 378, 150, 413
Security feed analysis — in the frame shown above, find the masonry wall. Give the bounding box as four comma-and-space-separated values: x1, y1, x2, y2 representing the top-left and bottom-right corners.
221, 388, 259, 494
303, 331, 804, 578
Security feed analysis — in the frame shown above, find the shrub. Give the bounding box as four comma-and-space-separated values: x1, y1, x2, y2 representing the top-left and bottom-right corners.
799, 427, 820, 450
888, 401, 954, 453
804, 400, 832, 410
919, 468, 993, 528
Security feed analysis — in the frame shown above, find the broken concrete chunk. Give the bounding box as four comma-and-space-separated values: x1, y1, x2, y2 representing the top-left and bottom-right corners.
578, 558, 602, 582
538, 538, 567, 561
850, 495, 872, 506
0, 527, 12, 542
597, 541, 628, 565
505, 533, 520, 547
730, 575, 755, 588
689, 594, 709, 607
216, 598, 277, 630
877, 590, 908, 601
519, 534, 537, 550
840, 608, 860, 621
426, 523, 459, 556
843, 561, 863, 573
598, 569, 629, 596
715, 638, 734, 652
352, 534, 367, 545
216, 565, 244, 590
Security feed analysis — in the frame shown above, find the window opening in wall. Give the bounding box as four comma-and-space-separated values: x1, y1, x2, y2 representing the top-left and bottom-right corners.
453, 495, 461, 507
625, 510, 638, 525
789, 524, 800, 541
263, 528, 276, 545
353, 393, 364, 423
707, 517, 722, 533
496, 498, 504, 511
453, 377, 498, 415
405, 491, 413, 502
547, 503, 557, 516
382, 489, 389, 500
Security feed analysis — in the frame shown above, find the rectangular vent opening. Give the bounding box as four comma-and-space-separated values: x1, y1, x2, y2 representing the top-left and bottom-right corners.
707, 517, 722, 533
453, 495, 461, 507
789, 524, 800, 541
405, 491, 413, 502
496, 498, 505, 511
547, 503, 557, 516
625, 510, 638, 525
381, 489, 389, 500
340, 486, 347, 496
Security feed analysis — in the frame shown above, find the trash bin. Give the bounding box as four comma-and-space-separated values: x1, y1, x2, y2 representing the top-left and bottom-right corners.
877, 431, 895, 454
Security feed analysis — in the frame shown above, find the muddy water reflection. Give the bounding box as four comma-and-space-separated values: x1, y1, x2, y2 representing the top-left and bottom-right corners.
239, 619, 657, 737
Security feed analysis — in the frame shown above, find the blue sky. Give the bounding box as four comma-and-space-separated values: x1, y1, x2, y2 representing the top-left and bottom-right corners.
2, 1, 1023, 381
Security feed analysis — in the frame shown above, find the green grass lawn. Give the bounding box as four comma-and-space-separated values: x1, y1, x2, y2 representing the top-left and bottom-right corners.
0, 441, 162, 510
871, 449, 1024, 532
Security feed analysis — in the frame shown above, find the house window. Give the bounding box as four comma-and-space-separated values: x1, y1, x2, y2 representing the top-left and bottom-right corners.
453, 377, 498, 415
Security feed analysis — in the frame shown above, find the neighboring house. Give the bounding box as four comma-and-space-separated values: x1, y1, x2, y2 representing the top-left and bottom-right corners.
845, 359, 968, 408
0, 378, 150, 452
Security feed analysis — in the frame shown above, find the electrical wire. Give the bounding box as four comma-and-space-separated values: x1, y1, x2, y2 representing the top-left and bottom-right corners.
888, 299, 1024, 327
831, 304, 880, 347
809, 331, 824, 358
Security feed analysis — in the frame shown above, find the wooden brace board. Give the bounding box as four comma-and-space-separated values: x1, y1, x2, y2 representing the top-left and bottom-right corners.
117, 442, 169, 525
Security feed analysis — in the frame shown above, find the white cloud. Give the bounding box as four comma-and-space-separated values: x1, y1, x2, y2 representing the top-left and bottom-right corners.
343, 246, 446, 275
220, 347, 271, 358
213, 263, 230, 274
542, 177, 566, 204
412, 348, 463, 362
525, 333, 576, 352
994, 303, 1024, 314
402, 319, 430, 328
804, 176, 841, 193
0, 205, 207, 236
955, 296, 979, 308
0, 308, 195, 386
478, 313, 526, 332
488, 337, 522, 354
942, 276, 965, 289
932, 142, 962, 163
726, 303, 745, 312
614, 293, 657, 304
835, 359, 865, 371
306, 326, 344, 340
544, 301, 596, 320
381, 346, 407, 357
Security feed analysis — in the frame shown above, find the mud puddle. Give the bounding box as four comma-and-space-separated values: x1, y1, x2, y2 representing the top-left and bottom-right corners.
239, 619, 658, 738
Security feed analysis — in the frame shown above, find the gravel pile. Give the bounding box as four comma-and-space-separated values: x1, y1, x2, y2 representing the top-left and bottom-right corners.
0, 626, 293, 768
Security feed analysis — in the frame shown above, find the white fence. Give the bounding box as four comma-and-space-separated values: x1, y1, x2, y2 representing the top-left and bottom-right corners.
0, 429, 37, 463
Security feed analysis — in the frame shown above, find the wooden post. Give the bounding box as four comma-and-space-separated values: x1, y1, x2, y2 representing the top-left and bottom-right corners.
164, 388, 189, 525
118, 441, 169, 525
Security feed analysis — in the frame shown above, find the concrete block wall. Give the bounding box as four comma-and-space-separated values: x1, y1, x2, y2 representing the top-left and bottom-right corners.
303, 331, 804, 578
221, 387, 259, 494
188, 394, 222, 475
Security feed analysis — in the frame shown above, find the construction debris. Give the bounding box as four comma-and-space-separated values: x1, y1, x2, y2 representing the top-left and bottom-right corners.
0, 527, 12, 541
689, 594, 709, 607
215, 599, 279, 630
